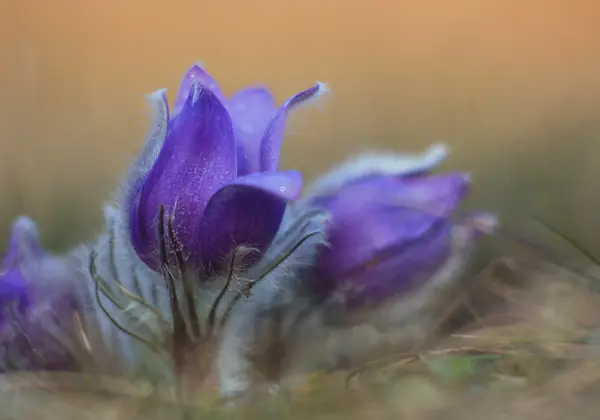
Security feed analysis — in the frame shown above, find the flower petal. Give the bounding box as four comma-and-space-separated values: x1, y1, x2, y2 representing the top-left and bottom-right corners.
325, 212, 498, 310
0, 264, 30, 323
313, 173, 470, 281
260, 82, 326, 172
131, 83, 237, 270
0, 217, 83, 372
0, 216, 39, 323
2, 216, 44, 268
1, 217, 45, 309
304, 144, 450, 199
172, 63, 225, 117
198, 170, 303, 271
335, 221, 455, 309
227, 87, 277, 175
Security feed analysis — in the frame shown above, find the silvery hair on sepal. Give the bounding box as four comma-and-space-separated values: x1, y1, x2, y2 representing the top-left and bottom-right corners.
114, 89, 169, 267
216, 206, 330, 399
69, 205, 173, 380
80, 196, 330, 394
300, 143, 449, 200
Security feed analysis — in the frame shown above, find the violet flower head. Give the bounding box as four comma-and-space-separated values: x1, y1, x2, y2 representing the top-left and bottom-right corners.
125, 64, 326, 275
304, 145, 497, 309
0, 216, 81, 372
0, 218, 34, 324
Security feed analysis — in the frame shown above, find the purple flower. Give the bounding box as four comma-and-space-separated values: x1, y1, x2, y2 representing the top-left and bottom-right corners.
126, 64, 325, 274
0, 216, 80, 372
304, 147, 497, 309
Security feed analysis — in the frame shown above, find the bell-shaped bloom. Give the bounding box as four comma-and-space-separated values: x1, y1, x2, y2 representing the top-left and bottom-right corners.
125, 64, 326, 274
303, 145, 497, 309
0, 216, 81, 372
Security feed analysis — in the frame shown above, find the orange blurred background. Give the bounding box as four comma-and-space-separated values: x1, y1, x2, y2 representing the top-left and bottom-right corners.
1, 0, 600, 253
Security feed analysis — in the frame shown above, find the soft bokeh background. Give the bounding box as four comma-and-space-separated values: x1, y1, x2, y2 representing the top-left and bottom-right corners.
1, 0, 600, 253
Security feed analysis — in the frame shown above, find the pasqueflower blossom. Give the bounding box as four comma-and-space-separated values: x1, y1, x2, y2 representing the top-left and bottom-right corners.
303, 145, 497, 309
126, 64, 325, 275
0, 216, 80, 371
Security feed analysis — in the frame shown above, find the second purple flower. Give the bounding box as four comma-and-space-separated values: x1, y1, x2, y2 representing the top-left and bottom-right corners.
301, 146, 497, 310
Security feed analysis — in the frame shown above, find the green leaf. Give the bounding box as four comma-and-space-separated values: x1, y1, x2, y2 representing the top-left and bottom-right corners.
426, 354, 502, 382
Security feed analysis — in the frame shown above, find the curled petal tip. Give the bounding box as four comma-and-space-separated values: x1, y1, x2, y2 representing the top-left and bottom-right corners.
304, 81, 329, 104
3, 216, 43, 266
260, 81, 328, 172
426, 143, 450, 160
10, 215, 41, 248
315, 81, 329, 96
12, 215, 37, 234
285, 82, 328, 109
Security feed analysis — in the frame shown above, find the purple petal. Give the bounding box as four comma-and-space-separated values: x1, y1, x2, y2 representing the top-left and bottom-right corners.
227, 87, 277, 175
304, 144, 450, 199
336, 172, 470, 219
172, 64, 225, 117
0, 265, 30, 323
0, 260, 78, 372
312, 172, 469, 281
385, 172, 471, 218
260, 82, 326, 172
0, 217, 80, 371
198, 170, 303, 271
327, 212, 498, 308
131, 84, 237, 270
335, 222, 455, 308
319, 205, 441, 280
2, 216, 44, 267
